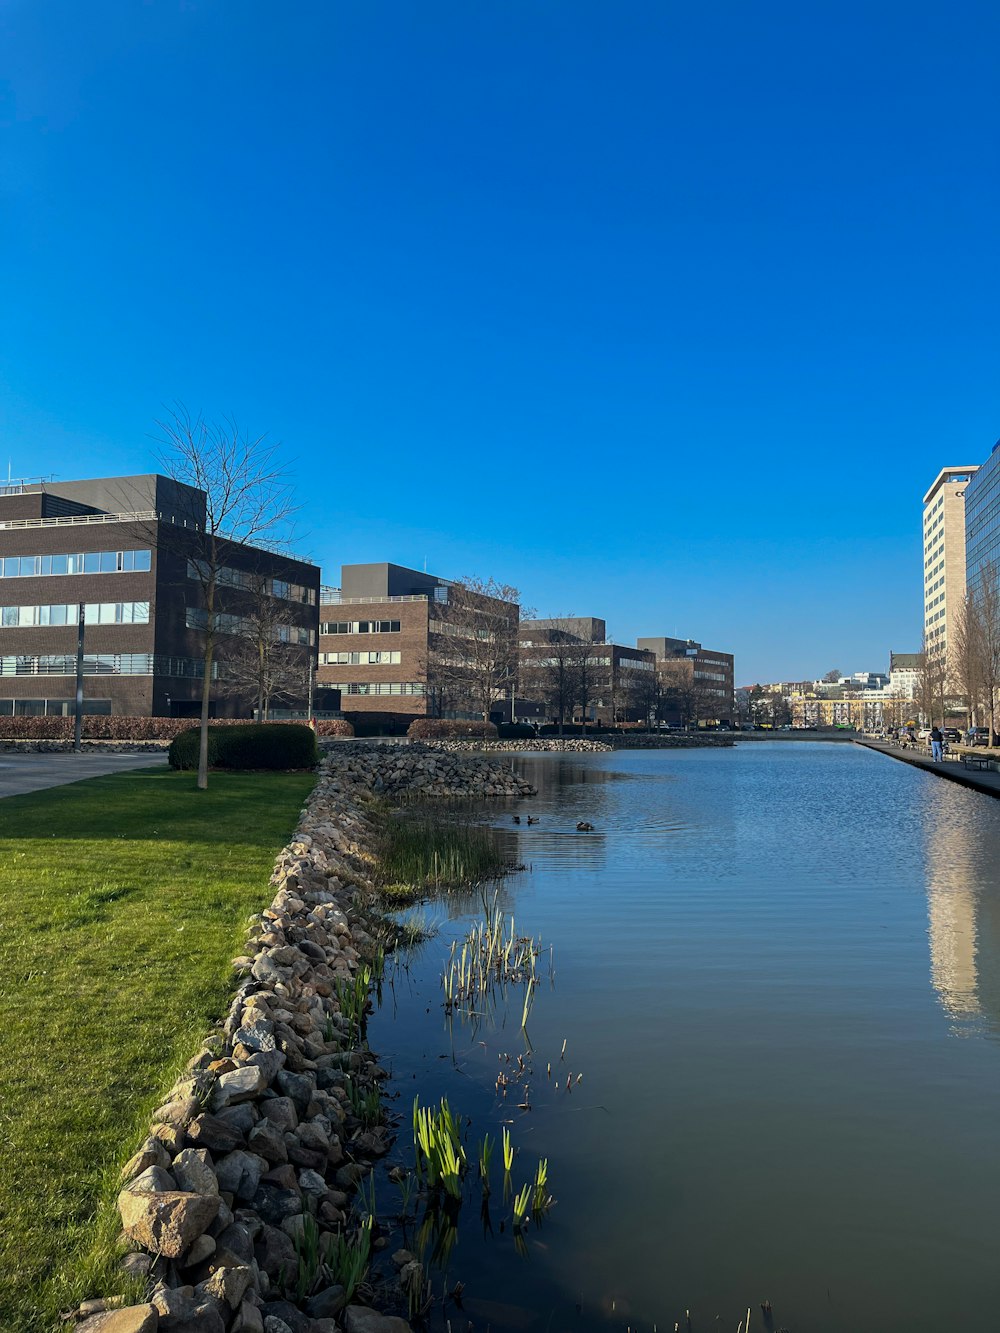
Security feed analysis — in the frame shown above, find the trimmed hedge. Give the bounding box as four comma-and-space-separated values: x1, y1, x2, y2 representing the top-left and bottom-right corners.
406, 718, 498, 739
168, 723, 319, 771
313, 719, 354, 737
0, 716, 352, 742
497, 723, 539, 738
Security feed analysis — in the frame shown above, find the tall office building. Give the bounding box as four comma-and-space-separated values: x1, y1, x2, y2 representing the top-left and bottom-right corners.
963, 442, 1000, 598
922, 466, 979, 685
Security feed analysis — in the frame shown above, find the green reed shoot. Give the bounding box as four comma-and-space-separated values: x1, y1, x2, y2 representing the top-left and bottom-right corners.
512, 1182, 532, 1229
532, 1158, 550, 1213
323, 1216, 372, 1304
293, 1211, 323, 1300
478, 1133, 494, 1192
348, 1080, 383, 1128
413, 1096, 467, 1199
502, 1125, 515, 1174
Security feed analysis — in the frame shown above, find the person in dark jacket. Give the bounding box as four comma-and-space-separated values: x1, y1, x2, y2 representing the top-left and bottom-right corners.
930, 725, 944, 762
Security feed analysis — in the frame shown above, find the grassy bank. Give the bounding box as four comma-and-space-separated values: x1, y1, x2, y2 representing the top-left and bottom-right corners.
0, 766, 315, 1330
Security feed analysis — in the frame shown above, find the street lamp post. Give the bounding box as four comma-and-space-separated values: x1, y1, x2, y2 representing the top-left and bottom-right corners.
73, 602, 85, 753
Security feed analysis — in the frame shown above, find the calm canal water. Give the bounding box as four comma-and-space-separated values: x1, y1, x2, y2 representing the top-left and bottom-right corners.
368, 742, 1000, 1333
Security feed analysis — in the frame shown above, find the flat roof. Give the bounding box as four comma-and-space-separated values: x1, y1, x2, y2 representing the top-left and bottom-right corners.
923, 466, 980, 505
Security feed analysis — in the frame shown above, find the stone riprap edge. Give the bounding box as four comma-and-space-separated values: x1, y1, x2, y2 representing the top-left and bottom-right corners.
432, 735, 736, 753
72, 744, 534, 1333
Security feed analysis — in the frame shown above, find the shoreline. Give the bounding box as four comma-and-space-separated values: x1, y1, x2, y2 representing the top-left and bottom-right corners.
855, 738, 1000, 799
73, 743, 535, 1333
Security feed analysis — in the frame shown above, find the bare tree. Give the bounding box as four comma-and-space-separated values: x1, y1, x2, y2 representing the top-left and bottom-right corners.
519, 618, 581, 734
917, 636, 947, 728
571, 634, 607, 731
217, 573, 311, 721
155, 407, 297, 789
659, 658, 698, 727
953, 591, 983, 728
971, 560, 1000, 740
429, 577, 523, 723
822, 668, 842, 683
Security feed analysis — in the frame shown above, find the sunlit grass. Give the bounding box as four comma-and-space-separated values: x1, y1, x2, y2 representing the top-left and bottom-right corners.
0, 766, 315, 1330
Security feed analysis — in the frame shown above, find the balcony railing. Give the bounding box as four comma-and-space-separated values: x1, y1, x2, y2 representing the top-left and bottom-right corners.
0, 510, 201, 532
320, 588, 429, 606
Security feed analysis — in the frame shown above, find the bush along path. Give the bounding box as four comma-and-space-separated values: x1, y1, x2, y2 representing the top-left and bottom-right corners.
71, 745, 535, 1333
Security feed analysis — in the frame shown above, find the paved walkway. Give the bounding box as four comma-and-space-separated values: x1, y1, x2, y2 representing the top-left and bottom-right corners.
855, 739, 1000, 799
0, 751, 167, 800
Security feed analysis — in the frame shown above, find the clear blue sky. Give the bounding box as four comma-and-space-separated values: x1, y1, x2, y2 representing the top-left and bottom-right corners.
2, 2, 997, 684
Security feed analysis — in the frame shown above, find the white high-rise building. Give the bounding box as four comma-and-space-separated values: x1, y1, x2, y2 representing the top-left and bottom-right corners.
922, 466, 979, 684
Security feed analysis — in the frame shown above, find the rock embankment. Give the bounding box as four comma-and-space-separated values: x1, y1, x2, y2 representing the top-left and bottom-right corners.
72, 744, 534, 1333
434, 738, 613, 753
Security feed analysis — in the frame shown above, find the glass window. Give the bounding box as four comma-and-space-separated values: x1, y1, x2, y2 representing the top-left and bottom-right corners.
133, 550, 151, 571
15, 700, 46, 716
0, 699, 11, 715
82, 553, 101, 574
99, 552, 117, 572
50, 554, 68, 575
19, 556, 41, 577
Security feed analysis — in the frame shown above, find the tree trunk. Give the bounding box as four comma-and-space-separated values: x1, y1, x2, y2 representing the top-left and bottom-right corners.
198, 639, 212, 790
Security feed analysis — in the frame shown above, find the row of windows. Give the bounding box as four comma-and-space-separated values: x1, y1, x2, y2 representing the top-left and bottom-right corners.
0, 549, 151, 578
185, 608, 314, 645
319, 651, 401, 665
321, 620, 402, 635
0, 697, 112, 716
0, 653, 216, 678
325, 681, 426, 696
187, 559, 316, 605
1, 601, 150, 627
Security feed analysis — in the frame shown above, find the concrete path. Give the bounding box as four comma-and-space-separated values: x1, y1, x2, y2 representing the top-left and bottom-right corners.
0, 751, 167, 800
855, 739, 1000, 799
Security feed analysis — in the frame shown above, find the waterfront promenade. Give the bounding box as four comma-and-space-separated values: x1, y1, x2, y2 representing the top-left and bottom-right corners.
856, 738, 1000, 799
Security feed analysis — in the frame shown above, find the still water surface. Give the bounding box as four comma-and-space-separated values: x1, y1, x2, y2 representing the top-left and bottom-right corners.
369, 742, 1000, 1333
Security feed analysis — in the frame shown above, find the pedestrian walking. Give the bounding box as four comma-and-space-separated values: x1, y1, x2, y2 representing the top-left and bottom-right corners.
930, 724, 944, 762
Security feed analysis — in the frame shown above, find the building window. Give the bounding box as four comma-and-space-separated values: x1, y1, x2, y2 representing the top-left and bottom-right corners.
1, 601, 151, 627
187, 560, 316, 605
325, 681, 426, 696
320, 620, 401, 635
320, 650, 401, 665
0, 549, 151, 577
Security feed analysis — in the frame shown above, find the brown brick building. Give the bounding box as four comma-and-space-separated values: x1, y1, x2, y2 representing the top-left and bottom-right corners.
318, 563, 519, 724
636, 635, 735, 726
0, 475, 320, 718
519, 618, 658, 725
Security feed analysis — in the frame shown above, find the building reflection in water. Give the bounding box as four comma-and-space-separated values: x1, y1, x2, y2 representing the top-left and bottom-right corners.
923, 781, 1000, 1035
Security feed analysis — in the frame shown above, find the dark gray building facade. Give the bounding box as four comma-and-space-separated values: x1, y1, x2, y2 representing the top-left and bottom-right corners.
0, 475, 320, 718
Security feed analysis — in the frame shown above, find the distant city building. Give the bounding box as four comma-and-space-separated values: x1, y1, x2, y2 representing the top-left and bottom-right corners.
0, 475, 320, 718
964, 441, 1000, 599
636, 636, 735, 726
889, 651, 921, 701
923, 465, 979, 686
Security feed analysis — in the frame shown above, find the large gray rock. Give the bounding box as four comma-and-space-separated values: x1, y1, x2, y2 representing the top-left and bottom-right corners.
215, 1149, 268, 1201
344, 1308, 414, 1333
118, 1189, 220, 1259
212, 1065, 265, 1109
305, 1285, 347, 1319
125, 1165, 175, 1194
187, 1113, 245, 1153
76, 1305, 159, 1333
198, 1264, 254, 1310
171, 1148, 219, 1196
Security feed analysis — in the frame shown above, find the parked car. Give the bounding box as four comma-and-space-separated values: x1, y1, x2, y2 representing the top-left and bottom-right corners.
967, 727, 994, 747
941, 727, 961, 742
917, 728, 931, 742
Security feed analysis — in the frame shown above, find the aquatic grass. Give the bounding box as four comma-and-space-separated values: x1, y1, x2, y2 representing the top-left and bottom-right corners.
440, 890, 549, 1029
348, 1080, 383, 1128
478, 1133, 494, 1192
502, 1125, 515, 1174
333, 965, 374, 1041
293, 1212, 323, 1301
323, 1216, 373, 1304
512, 1182, 532, 1229
376, 817, 511, 895
532, 1158, 551, 1214
413, 1096, 467, 1199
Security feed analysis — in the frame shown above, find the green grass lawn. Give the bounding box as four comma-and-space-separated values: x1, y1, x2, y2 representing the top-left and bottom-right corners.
0, 766, 315, 1330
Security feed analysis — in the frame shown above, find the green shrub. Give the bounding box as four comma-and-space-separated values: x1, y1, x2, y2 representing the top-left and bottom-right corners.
407, 719, 498, 739
168, 723, 318, 771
